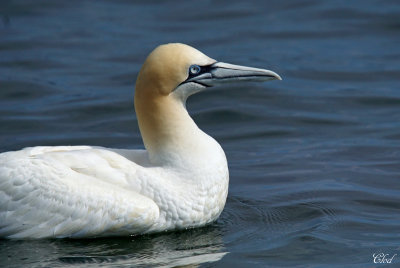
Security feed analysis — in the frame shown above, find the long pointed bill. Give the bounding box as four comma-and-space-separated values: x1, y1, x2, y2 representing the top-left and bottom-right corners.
190, 62, 282, 87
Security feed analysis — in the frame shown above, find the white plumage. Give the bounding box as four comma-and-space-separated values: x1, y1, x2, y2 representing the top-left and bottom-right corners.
0, 145, 227, 238
0, 43, 280, 239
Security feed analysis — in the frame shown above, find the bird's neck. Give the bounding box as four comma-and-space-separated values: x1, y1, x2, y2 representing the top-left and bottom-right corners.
135, 94, 219, 168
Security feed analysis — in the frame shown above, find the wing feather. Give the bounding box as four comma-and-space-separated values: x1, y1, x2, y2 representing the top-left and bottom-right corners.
0, 146, 159, 239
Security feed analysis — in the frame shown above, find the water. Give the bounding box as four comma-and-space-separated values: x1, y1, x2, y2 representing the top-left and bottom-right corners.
1, 0, 400, 267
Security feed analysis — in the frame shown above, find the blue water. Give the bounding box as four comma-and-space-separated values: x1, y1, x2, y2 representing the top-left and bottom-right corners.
1, 0, 400, 267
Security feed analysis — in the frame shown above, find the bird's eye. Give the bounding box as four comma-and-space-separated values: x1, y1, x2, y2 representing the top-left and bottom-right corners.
189, 65, 201, 75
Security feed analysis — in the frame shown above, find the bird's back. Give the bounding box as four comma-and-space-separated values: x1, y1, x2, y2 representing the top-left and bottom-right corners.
0, 146, 159, 238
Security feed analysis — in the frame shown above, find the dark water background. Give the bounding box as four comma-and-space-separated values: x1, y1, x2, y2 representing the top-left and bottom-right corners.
1, 0, 400, 267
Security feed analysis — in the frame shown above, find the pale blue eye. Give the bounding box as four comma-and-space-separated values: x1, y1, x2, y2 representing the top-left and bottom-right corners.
189, 65, 201, 75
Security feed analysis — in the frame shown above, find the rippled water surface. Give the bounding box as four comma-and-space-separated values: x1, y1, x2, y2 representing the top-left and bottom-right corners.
1, 0, 400, 267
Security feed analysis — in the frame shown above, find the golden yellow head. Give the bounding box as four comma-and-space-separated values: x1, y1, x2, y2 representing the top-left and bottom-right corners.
135, 43, 215, 97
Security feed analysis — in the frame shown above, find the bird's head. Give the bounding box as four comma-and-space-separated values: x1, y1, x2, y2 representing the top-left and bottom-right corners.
135, 43, 281, 102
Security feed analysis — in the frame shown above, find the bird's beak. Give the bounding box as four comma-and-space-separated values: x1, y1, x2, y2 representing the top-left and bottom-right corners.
188, 62, 282, 87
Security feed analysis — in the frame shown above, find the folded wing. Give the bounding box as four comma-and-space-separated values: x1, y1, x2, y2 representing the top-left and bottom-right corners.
0, 146, 159, 239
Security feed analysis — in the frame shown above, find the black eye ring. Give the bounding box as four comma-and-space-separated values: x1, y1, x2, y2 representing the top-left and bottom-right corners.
189, 65, 201, 75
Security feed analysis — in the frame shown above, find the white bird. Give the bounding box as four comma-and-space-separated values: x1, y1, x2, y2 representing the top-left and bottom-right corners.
0, 43, 281, 239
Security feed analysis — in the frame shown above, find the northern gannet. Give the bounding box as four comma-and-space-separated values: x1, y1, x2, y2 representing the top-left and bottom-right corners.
0, 43, 281, 239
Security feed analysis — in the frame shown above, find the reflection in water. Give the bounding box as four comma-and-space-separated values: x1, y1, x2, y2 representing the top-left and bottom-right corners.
0, 227, 227, 267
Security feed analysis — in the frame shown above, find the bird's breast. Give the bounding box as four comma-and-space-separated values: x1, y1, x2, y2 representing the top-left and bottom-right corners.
142, 144, 229, 232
